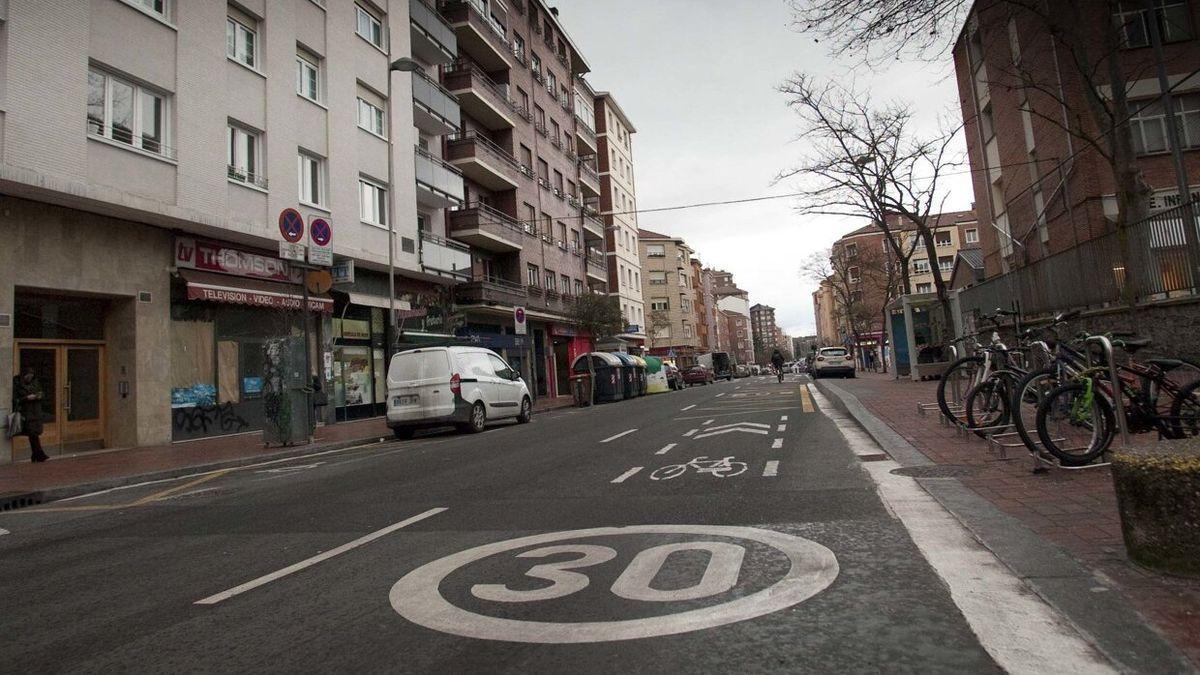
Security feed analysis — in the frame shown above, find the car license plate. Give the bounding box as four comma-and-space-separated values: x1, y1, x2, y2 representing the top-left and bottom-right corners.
394, 395, 418, 406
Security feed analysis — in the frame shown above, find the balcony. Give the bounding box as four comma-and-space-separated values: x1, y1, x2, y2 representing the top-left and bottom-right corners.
586, 248, 607, 281
415, 146, 465, 208
420, 231, 471, 281
578, 157, 600, 198
412, 69, 460, 135
410, 0, 457, 65
575, 115, 597, 154
438, 0, 512, 72
582, 212, 604, 239
446, 131, 521, 191
442, 60, 516, 130
456, 277, 527, 307
448, 202, 524, 252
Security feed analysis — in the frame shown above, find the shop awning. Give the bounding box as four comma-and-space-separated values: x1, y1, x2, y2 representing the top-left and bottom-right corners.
179, 269, 333, 313
347, 292, 406, 310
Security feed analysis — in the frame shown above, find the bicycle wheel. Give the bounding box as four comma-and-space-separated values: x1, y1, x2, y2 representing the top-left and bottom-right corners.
650, 464, 687, 481
1036, 381, 1115, 466
938, 355, 985, 423
1169, 378, 1200, 438
1011, 367, 1058, 452
964, 378, 1010, 437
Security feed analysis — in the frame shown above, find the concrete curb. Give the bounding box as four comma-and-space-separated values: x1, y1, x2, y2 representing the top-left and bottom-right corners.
814, 377, 1194, 674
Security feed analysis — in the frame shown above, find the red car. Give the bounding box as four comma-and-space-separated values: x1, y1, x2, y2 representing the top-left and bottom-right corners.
683, 366, 714, 386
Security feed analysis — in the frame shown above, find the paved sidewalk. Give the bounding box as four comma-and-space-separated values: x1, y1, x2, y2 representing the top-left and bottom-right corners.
0, 395, 577, 506
818, 371, 1200, 668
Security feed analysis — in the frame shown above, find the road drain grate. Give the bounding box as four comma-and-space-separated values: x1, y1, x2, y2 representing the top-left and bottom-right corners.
0, 492, 43, 511
891, 465, 978, 479
858, 454, 891, 462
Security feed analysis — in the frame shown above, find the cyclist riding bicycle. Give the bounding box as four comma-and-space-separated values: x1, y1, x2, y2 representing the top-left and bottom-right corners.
771, 349, 785, 383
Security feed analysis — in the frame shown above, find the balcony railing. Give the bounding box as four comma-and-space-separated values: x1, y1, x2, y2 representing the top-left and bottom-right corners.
457, 277, 527, 307
448, 201, 525, 251
412, 68, 461, 133
446, 130, 522, 189
410, 0, 457, 64
415, 146, 465, 206
583, 213, 604, 237
442, 59, 517, 129
575, 115, 597, 149
420, 230, 471, 280
438, 0, 511, 70
227, 165, 268, 189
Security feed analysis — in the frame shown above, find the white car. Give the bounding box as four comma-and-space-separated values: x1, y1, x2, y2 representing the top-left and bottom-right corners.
386, 346, 531, 438
811, 347, 855, 378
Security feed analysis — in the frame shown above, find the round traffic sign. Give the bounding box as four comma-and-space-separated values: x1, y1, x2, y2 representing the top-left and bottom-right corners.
306, 270, 333, 294
279, 208, 305, 243
310, 217, 332, 247
390, 524, 838, 643
515, 307, 526, 324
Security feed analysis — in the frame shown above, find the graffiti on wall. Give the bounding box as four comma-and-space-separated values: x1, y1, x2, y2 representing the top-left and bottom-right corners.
172, 402, 249, 435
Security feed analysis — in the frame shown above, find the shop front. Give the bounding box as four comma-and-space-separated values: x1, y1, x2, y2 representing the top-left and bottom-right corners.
547, 323, 592, 399
330, 301, 388, 422
169, 238, 331, 441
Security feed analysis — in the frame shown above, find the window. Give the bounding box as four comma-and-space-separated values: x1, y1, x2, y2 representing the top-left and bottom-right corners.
678, 272, 687, 287
935, 230, 952, 246
531, 53, 542, 77
298, 151, 325, 206
226, 14, 257, 68
356, 4, 385, 49
980, 103, 995, 141
848, 266, 860, 283
851, 291, 864, 304
553, 170, 564, 192
296, 50, 320, 102
513, 34, 526, 61
359, 177, 387, 226
647, 243, 665, 257
523, 203, 536, 234
127, 0, 167, 19
561, 274, 571, 293
913, 259, 931, 274
517, 87, 529, 113
916, 283, 933, 293
965, 228, 979, 244
547, 71, 557, 94
574, 280, 583, 295
227, 123, 264, 187
845, 243, 858, 258
1116, 0, 1191, 48
649, 271, 667, 285
551, 119, 560, 143
939, 256, 954, 272
534, 105, 546, 129
87, 67, 169, 156
1130, 94, 1200, 155
520, 144, 533, 170
545, 270, 557, 292
357, 97, 386, 137
527, 264, 540, 286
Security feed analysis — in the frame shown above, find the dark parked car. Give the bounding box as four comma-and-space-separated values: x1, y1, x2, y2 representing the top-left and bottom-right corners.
683, 366, 714, 386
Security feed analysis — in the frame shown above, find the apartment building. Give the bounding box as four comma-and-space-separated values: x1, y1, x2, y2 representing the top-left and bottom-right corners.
594, 91, 645, 348
0, 0, 481, 462
638, 229, 698, 364
812, 279, 838, 347
954, 0, 1200, 276
690, 258, 712, 353
437, 0, 607, 399
749, 303, 778, 358
708, 269, 755, 365
719, 309, 753, 365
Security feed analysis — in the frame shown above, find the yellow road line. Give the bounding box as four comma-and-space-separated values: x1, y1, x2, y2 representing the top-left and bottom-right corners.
799, 385, 815, 413
128, 469, 232, 506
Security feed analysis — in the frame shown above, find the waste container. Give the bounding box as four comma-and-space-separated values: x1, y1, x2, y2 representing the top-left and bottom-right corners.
612, 352, 639, 399
630, 356, 649, 396
571, 352, 624, 403
643, 356, 670, 394
570, 372, 592, 407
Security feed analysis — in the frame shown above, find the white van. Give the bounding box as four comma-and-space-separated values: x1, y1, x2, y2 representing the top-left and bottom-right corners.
386, 346, 532, 438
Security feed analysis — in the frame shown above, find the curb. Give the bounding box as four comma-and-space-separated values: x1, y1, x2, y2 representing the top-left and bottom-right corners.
813, 377, 1194, 674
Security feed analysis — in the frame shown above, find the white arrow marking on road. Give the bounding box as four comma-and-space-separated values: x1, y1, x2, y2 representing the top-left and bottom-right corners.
763, 461, 779, 477
611, 467, 643, 483
683, 428, 699, 437
681, 404, 697, 411
694, 428, 770, 440
706, 422, 771, 430
601, 429, 638, 443
772, 438, 783, 449
656, 443, 677, 455
255, 462, 325, 474
778, 424, 787, 432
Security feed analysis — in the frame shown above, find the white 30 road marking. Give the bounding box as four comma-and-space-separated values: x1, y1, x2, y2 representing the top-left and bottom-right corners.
600, 429, 638, 443
611, 467, 643, 483
195, 507, 447, 605
390, 525, 838, 643
655, 443, 677, 455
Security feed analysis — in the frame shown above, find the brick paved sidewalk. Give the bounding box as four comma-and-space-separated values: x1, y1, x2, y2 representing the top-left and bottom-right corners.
0, 395, 576, 504
824, 371, 1200, 667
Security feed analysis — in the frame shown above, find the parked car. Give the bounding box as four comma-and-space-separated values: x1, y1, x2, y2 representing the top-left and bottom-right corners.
386, 346, 531, 438
682, 366, 714, 386
734, 364, 751, 378
664, 363, 685, 390
811, 347, 856, 379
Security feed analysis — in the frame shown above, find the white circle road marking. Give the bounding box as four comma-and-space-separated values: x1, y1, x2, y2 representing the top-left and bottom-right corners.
389, 525, 839, 643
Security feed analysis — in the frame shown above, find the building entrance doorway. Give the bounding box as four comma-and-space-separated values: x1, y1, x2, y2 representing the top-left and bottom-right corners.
13, 342, 106, 458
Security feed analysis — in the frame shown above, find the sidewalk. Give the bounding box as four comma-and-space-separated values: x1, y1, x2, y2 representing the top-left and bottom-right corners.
0, 395, 577, 507
817, 371, 1200, 668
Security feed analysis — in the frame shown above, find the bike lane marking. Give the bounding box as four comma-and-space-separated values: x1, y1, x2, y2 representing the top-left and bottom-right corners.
683, 428, 698, 437
715, 393, 726, 397
780, 414, 789, 421
702, 419, 714, 425
655, 443, 677, 455
772, 438, 783, 449
600, 429, 639, 443
763, 461, 780, 477
680, 404, 697, 411
777, 424, 787, 432
611, 467, 644, 483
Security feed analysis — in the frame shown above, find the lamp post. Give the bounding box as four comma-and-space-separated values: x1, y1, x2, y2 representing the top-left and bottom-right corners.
386, 57, 421, 353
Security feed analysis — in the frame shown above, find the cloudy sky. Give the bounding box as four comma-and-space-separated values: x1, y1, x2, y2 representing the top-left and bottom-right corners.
553, 0, 975, 336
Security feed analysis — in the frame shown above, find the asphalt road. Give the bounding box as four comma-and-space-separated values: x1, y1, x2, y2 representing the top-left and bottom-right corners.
0, 376, 1090, 672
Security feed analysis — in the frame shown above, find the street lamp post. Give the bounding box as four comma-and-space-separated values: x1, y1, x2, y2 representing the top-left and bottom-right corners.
386, 57, 422, 354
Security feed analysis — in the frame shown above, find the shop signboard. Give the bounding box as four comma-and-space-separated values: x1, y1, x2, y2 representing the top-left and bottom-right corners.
280, 241, 306, 263
331, 259, 355, 285
175, 237, 302, 283
185, 283, 332, 312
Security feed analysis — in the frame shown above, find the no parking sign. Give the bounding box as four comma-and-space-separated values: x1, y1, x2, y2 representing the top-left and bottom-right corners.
308, 217, 332, 266
514, 306, 527, 335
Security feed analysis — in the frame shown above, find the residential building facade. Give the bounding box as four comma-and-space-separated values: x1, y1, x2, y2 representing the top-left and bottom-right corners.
690, 258, 712, 353
638, 229, 697, 364
749, 303, 779, 359
812, 279, 838, 347
594, 91, 645, 348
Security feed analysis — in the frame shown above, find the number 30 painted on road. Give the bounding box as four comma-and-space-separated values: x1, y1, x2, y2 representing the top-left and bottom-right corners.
390, 525, 838, 643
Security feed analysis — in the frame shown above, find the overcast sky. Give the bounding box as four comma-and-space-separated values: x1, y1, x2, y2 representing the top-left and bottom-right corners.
553, 0, 975, 336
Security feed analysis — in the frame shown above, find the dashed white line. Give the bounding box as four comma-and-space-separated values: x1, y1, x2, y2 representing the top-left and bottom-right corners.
683, 428, 699, 437
777, 424, 787, 432
702, 419, 714, 426
681, 404, 697, 411
600, 428, 639, 443
772, 438, 783, 449
655, 443, 677, 455
195, 507, 447, 605
780, 415, 789, 421
715, 393, 726, 398
611, 467, 644, 483
763, 461, 780, 477
0, 527, 9, 536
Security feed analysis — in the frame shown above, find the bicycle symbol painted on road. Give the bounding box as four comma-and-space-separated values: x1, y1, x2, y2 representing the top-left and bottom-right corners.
650, 456, 748, 480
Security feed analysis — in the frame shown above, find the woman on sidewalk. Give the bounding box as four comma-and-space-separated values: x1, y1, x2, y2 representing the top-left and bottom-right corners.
14, 368, 49, 463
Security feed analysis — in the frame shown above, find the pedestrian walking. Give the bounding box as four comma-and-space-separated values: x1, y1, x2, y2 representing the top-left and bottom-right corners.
14, 368, 49, 463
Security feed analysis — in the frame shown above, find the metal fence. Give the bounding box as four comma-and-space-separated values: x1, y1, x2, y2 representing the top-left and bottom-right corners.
959, 201, 1200, 318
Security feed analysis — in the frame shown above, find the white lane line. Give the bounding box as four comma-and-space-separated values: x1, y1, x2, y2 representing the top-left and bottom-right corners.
683, 428, 699, 437
600, 428, 639, 443
195, 507, 447, 605
611, 467, 643, 483
0, 527, 9, 536
780, 415, 789, 421
763, 461, 779, 477
772, 438, 783, 449
708, 422, 771, 430
681, 404, 697, 411
655, 443, 677, 455
715, 393, 726, 398
777, 424, 787, 432
694, 428, 769, 439
702, 419, 714, 426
